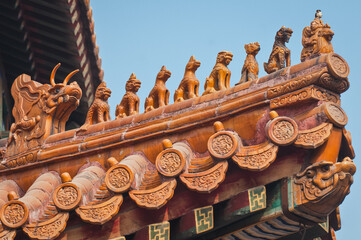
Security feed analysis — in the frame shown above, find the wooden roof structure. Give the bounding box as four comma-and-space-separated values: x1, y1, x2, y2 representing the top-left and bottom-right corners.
0, 5, 356, 240
0, 0, 103, 130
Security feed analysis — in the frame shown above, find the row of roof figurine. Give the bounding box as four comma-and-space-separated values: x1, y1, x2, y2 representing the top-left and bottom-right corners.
80, 10, 334, 130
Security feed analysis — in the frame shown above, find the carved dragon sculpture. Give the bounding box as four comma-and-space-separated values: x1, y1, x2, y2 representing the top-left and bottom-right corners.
6, 64, 82, 157
294, 157, 356, 218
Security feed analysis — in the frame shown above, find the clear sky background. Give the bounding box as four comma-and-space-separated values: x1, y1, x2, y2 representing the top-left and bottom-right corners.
91, 1, 361, 238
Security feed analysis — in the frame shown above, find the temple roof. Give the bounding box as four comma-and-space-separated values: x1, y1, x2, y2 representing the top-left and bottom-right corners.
0, 51, 355, 239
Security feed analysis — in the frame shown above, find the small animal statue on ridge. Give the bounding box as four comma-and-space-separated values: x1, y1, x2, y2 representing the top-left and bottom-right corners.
115, 73, 141, 119
174, 56, 201, 102
237, 42, 260, 85
6, 63, 82, 157
79, 81, 112, 131
264, 26, 293, 74
145, 66, 171, 112
300, 10, 334, 62
203, 51, 233, 95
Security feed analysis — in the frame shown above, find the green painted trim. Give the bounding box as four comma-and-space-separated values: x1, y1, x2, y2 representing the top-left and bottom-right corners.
195, 205, 214, 234
149, 221, 170, 240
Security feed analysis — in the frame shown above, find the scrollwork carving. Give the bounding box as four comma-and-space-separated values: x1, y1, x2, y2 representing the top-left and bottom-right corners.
266, 116, 298, 146
23, 212, 69, 240
180, 161, 228, 193
267, 70, 323, 98
156, 149, 185, 177
76, 195, 123, 225
323, 102, 348, 127
129, 179, 177, 209
0, 201, 28, 229
105, 165, 134, 193
270, 86, 339, 109
294, 123, 333, 149
208, 132, 238, 160
53, 183, 81, 211
318, 72, 349, 93
232, 142, 278, 171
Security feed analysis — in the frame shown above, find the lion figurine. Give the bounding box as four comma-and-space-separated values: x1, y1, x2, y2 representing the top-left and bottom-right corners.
300, 10, 334, 62
144, 66, 171, 112
174, 56, 201, 102
237, 42, 260, 85
264, 26, 293, 74
203, 51, 233, 96
115, 73, 141, 119
79, 81, 112, 131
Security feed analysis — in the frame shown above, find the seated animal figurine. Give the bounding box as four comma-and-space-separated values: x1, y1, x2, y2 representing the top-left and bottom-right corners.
264, 26, 293, 74
145, 66, 171, 112
301, 10, 334, 62
174, 56, 201, 102
203, 51, 233, 95
237, 42, 260, 85
79, 81, 112, 131
115, 73, 141, 119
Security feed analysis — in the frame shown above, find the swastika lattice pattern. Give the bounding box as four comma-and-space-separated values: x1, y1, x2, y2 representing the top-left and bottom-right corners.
248, 186, 266, 212
149, 221, 169, 240
194, 206, 213, 234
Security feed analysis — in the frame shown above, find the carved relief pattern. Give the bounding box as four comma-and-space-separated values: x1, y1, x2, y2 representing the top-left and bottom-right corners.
108, 168, 130, 189
212, 134, 233, 156
2, 203, 26, 228
76, 195, 123, 224
57, 186, 78, 207
0, 230, 16, 240
26, 220, 61, 238
130, 180, 177, 209
270, 86, 338, 109
294, 123, 332, 149
267, 117, 298, 146
180, 161, 228, 193
3, 153, 37, 170
233, 143, 278, 171
190, 169, 220, 189
208, 131, 237, 160
273, 121, 294, 140
105, 165, 133, 193
330, 55, 348, 76
157, 151, 184, 177
23, 213, 69, 240
81, 202, 115, 222
318, 73, 349, 93
267, 70, 322, 98
324, 103, 347, 127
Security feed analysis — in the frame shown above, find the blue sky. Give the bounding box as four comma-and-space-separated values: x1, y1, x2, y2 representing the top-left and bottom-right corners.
91, 1, 361, 238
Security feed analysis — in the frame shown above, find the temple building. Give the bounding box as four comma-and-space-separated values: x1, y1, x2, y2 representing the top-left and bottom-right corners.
0, 3, 355, 240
